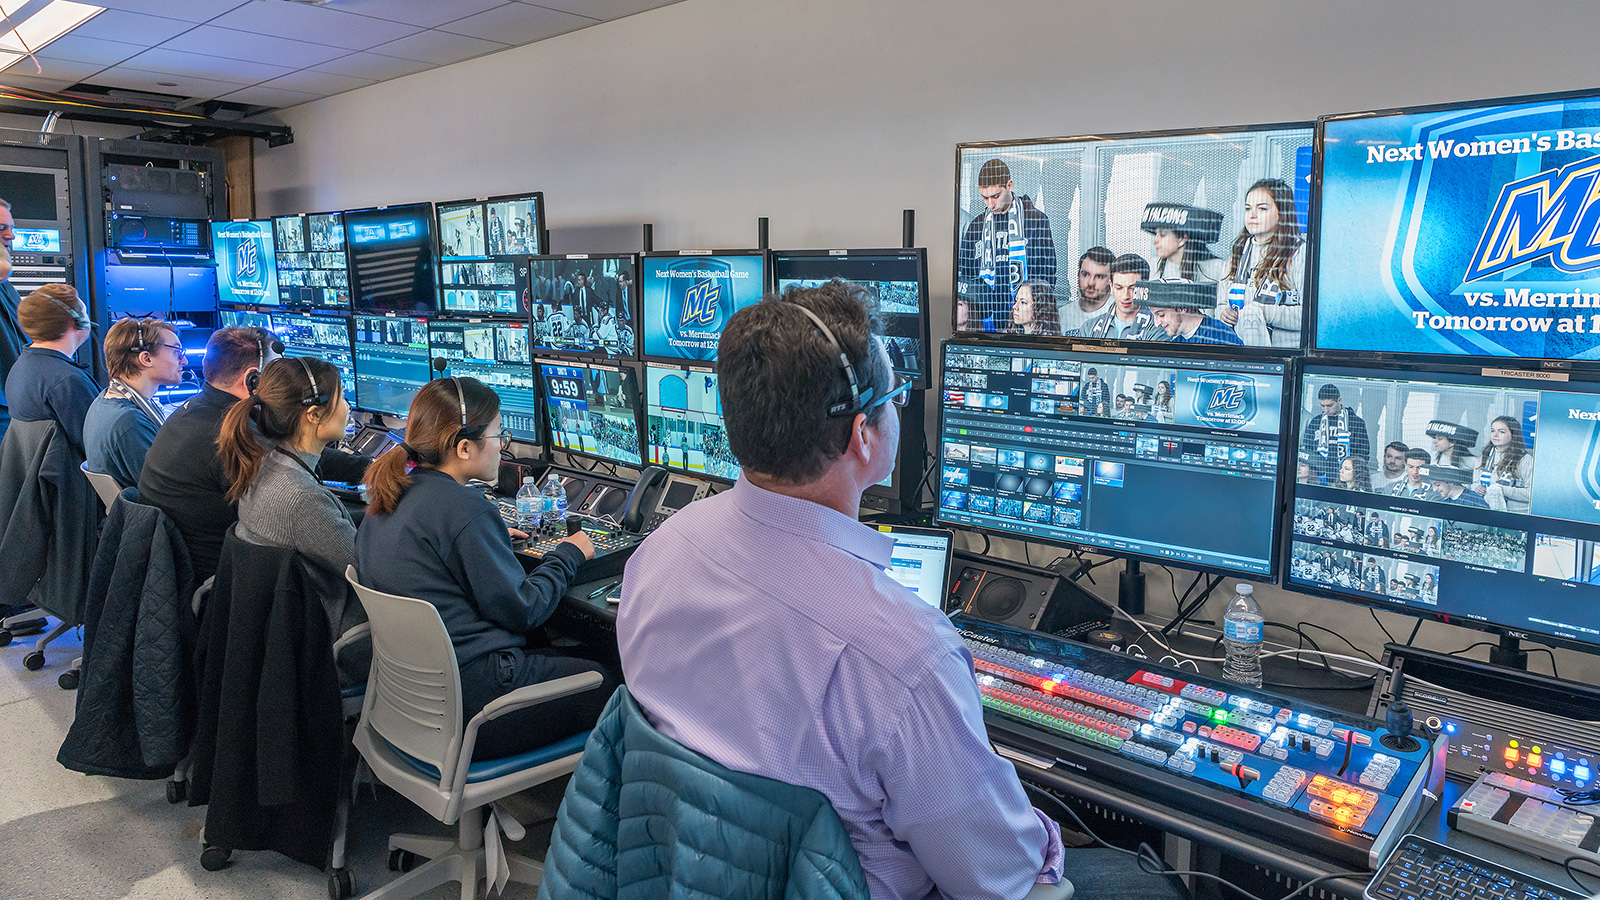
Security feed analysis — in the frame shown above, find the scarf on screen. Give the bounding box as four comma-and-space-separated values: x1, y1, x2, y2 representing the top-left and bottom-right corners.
1314, 408, 1352, 459
104, 378, 167, 429
1083, 306, 1155, 339
978, 196, 1029, 289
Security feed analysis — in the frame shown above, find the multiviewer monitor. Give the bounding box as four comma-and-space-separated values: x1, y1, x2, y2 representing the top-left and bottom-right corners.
426, 320, 539, 441
538, 360, 645, 467
529, 254, 638, 358
276, 210, 350, 310
955, 123, 1313, 345
351, 315, 432, 417
771, 248, 932, 389
640, 250, 766, 362
936, 338, 1289, 577
1286, 359, 1600, 655
344, 203, 436, 313
272, 312, 356, 401
439, 259, 524, 317
1316, 89, 1600, 365
219, 309, 272, 331
644, 361, 740, 481
211, 219, 279, 308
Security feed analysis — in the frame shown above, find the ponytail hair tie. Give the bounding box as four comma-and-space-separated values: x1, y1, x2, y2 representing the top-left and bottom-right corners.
398, 441, 422, 464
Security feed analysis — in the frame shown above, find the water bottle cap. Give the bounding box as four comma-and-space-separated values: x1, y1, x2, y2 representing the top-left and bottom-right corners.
522, 476, 535, 483
1235, 583, 1253, 595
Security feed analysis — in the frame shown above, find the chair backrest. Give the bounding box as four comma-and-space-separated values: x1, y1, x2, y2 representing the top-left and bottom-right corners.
344, 566, 465, 775
80, 461, 124, 513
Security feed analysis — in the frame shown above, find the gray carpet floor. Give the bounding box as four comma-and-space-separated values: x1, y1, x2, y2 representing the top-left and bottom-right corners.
0, 619, 561, 900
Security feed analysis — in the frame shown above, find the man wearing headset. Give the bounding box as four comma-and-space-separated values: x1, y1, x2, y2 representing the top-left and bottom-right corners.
139, 326, 369, 585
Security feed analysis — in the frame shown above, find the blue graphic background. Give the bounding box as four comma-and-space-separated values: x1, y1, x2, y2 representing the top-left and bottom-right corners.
1172, 372, 1281, 435
641, 254, 766, 361
212, 220, 278, 307
1528, 390, 1600, 526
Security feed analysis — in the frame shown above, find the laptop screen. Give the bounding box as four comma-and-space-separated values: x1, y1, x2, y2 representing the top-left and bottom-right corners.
879, 525, 954, 609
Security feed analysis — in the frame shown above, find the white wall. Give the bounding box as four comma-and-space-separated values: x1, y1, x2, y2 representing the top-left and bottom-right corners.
254, 0, 1600, 683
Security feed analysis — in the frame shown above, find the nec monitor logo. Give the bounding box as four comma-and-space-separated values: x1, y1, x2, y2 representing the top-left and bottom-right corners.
1189, 374, 1257, 430
1466, 152, 1600, 281
236, 237, 259, 280
680, 279, 720, 328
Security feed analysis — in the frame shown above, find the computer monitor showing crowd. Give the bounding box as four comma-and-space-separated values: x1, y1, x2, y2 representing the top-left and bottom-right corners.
351, 315, 432, 417
528, 255, 638, 358
274, 213, 351, 310
771, 249, 932, 388
937, 340, 1288, 577
539, 361, 645, 467
644, 361, 740, 481
271, 312, 356, 400
1287, 360, 1600, 655
427, 321, 538, 440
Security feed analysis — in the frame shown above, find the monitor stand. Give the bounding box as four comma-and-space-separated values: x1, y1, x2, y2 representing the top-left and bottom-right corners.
1488, 633, 1529, 671
1119, 560, 1146, 616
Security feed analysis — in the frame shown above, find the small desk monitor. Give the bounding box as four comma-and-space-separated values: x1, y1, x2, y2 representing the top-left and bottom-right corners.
644, 361, 740, 481
351, 314, 431, 416
878, 524, 955, 609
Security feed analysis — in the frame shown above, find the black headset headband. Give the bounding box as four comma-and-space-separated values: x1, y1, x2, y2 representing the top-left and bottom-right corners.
783, 302, 873, 418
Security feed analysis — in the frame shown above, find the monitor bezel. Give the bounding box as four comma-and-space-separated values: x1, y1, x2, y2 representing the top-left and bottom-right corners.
342, 202, 438, 315
349, 312, 434, 418
952, 120, 1316, 348
535, 355, 648, 469
934, 333, 1293, 582
525, 252, 642, 359
211, 218, 282, 309
484, 190, 545, 256
641, 357, 740, 484
638, 248, 770, 367
1308, 85, 1600, 372
770, 247, 933, 389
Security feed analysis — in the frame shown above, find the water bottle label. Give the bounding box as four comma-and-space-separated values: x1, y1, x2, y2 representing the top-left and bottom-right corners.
1224, 619, 1262, 643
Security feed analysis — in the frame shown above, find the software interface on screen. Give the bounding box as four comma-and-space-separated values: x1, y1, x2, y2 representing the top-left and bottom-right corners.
351, 315, 431, 416
883, 527, 952, 608
426, 321, 539, 440
272, 313, 356, 400
644, 362, 740, 480
640, 252, 765, 362
275, 212, 349, 309
529, 256, 636, 357
1287, 362, 1600, 649
772, 250, 931, 388
539, 361, 644, 467
344, 205, 435, 313
212, 220, 279, 307
937, 342, 1286, 575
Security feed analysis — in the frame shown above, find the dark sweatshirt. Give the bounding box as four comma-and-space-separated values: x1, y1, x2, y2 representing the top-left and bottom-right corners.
353, 467, 585, 668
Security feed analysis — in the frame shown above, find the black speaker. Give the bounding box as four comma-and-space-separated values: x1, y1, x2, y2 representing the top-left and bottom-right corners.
948, 551, 1108, 638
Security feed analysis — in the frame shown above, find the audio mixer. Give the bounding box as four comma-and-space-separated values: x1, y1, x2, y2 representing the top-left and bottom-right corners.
958, 616, 1446, 869
501, 501, 644, 582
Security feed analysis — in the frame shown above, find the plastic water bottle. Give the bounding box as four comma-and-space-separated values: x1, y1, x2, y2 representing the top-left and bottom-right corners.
542, 473, 567, 528
1221, 583, 1264, 688
516, 476, 541, 532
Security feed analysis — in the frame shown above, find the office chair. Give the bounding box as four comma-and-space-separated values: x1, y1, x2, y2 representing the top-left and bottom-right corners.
80, 461, 124, 511
345, 566, 600, 900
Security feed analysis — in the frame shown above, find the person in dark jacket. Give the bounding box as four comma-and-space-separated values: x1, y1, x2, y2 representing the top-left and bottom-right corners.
356, 376, 612, 761
956, 158, 1057, 332
83, 316, 184, 488
4, 283, 97, 456
0, 203, 26, 445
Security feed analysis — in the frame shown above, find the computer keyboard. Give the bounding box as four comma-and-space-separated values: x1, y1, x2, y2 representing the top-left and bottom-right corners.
1364, 834, 1582, 900
1449, 771, 1600, 870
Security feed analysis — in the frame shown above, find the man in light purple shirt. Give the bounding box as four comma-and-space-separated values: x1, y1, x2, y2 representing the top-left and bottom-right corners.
620, 282, 1181, 900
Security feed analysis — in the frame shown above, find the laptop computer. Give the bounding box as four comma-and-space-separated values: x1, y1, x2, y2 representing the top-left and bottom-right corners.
875, 523, 956, 611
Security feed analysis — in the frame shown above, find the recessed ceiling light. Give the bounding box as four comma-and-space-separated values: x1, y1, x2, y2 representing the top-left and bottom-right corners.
0, 1, 105, 72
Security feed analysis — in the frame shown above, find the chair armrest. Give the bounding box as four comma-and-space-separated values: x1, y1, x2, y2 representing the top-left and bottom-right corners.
331, 622, 370, 657
455, 671, 604, 778
192, 576, 214, 616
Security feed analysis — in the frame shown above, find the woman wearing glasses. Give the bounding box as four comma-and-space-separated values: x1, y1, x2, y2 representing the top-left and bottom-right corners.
357, 376, 609, 760
84, 316, 185, 488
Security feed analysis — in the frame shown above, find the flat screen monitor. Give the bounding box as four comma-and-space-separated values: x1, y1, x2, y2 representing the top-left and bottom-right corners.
276, 211, 349, 310
1315, 89, 1600, 365
13, 228, 60, 253
271, 312, 355, 401
344, 203, 435, 313
439, 260, 524, 317
772, 248, 932, 389
219, 309, 272, 331
528, 254, 638, 358
1286, 359, 1600, 656
426, 320, 539, 441
644, 361, 740, 481
351, 314, 431, 417
486, 192, 542, 256
211, 219, 279, 308
436, 199, 488, 260
936, 339, 1289, 577
955, 123, 1313, 344
538, 360, 645, 467
640, 250, 766, 362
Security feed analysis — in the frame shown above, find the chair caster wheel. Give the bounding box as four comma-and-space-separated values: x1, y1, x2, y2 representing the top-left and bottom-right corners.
166, 779, 186, 804
388, 848, 418, 872
200, 845, 231, 871
23, 651, 44, 671
58, 668, 78, 690
328, 867, 355, 900
0, 629, 11, 647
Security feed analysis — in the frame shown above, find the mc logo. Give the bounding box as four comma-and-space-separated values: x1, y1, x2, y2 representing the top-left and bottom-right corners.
680, 279, 719, 328
1189, 375, 1257, 429
236, 237, 258, 280
1208, 385, 1245, 414
1466, 153, 1600, 281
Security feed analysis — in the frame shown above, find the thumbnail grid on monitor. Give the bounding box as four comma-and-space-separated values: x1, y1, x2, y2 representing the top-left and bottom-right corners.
428, 321, 539, 439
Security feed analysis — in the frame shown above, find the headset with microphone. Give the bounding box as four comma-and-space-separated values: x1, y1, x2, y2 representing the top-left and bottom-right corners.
44, 293, 91, 331
245, 333, 287, 393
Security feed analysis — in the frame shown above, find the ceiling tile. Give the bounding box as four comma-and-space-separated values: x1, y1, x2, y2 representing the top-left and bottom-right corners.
67, 9, 197, 46
215, 83, 323, 109
90, 0, 251, 23
32, 34, 143, 67
326, 0, 507, 29
203, 2, 424, 52
120, 47, 295, 85
256, 68, 375, 98
0, 56, 104, 83
0, 71, 79, 93
530, 0, 686, 21
85, 65, 244, 100
369, 29, 507, 66
310, 51, 432, 82
159, 25, 350, 69
439, 3, 593, 43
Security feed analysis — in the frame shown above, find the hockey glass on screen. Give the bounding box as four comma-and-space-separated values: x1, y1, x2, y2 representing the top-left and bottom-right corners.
427, 321, 539, 440
937, 341, 1287, 576
644, 361, 741, 481
1288, 361, 1600, 652
271, 312, 355, 400
538, 361, 644, 467
351, 315, 432, 417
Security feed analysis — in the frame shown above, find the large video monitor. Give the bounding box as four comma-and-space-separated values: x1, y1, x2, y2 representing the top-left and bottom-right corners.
344, 203, 436, 313
772, 248, 932, 388
1316, 89, 1600, 365
280, 210, 350, 310
936, 338, 1289, 577
272, 312, 355, 401
211, 219, 279, 308
351, 314, 432, 417
955, 123, 1313, 345
426, 320, 539, 441
538, 360, 645, 467
640, 250, 766, 363
1286, 359, 1600, 655
644, 361, 740, 481
528, 254, 638, 358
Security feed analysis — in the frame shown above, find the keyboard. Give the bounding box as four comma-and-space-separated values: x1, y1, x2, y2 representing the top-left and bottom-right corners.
1364, 835, 1582, 900
1449, 771, 1600, 869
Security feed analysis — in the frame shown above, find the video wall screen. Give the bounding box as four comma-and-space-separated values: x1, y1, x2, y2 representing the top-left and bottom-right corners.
644, 361, 740, 481
772, 249, 931, 389
1317, 90, 1600, 364
640, 251, 766, 362
344, 203, 436, 314
212, 220, 279, 308
529, 254, 637, 358
539, 361, 644, 467
955, 123, 1313, 347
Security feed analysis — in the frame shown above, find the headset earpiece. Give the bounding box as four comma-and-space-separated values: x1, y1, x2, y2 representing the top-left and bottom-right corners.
47, 295, 91, 331
298, 357, 328, 408
450, 375, 486, 441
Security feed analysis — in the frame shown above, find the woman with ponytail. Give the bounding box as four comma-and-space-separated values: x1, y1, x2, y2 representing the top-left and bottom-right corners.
356, 376, 609, 761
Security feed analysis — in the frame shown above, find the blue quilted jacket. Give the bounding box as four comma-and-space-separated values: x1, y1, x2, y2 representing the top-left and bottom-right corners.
538, 686, 869, 900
